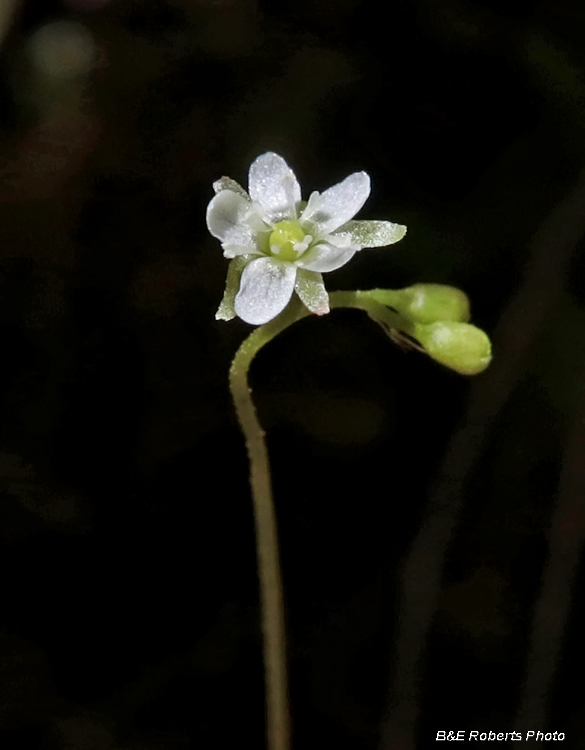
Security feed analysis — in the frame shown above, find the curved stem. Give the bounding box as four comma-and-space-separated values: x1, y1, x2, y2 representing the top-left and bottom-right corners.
229, 301, 307, 750
228, 292, 409, 750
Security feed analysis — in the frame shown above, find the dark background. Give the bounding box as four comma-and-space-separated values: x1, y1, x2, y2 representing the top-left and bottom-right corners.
1, 0, 585, 748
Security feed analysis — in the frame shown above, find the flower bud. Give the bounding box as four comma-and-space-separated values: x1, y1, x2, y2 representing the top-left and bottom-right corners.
394, 284, 470, 324
413, 321, 492, 375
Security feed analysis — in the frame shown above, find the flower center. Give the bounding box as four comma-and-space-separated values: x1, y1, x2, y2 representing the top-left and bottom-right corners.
268, 221, 312, 262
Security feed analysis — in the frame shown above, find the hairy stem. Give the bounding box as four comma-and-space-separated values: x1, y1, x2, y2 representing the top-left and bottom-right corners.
229, 301, 305, 750
229, 292, 408, 750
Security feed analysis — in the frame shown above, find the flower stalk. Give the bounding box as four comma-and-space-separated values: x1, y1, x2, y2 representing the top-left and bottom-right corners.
228, 301, 305, 750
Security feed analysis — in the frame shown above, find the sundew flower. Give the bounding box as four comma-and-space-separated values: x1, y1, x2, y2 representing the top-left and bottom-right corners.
207, 152, 407, 325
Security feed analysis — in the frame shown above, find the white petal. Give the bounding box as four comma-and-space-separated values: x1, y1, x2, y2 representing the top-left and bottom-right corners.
234, 257, 297, 325
295, 269, 330, 315
296, 242, 358, 273
248, 152, 301, 223
246, 201, 272, 232
323, 232, 354, 248
206, 190, 256, 249
300, 171, 370, 236
334, 220, 407, 247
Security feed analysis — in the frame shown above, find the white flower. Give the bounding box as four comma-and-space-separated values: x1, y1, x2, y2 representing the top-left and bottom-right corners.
207, 152, 407, 325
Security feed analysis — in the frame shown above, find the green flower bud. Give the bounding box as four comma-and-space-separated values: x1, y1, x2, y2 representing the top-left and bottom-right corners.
413, 321, 492, 375
393, 284, 470, 324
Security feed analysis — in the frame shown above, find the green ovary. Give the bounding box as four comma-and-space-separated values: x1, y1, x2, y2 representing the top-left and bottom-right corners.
268, 221, 308, 262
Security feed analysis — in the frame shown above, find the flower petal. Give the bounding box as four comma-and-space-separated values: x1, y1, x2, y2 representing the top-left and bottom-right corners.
248, 152, 301, 223
234, 257, 297, 325
216, 256, 250, 321
334, 220, 407, 247
300, 171, 370, 236
296, 242, 358, 273
295, 269, 330, 315
206, 189, 256, 249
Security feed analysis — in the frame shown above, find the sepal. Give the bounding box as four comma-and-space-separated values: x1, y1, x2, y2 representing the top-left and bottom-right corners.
338, 220, 407, 248
212, 177, 250, 199
295, 269, 330, 315
215, 256, 249, 321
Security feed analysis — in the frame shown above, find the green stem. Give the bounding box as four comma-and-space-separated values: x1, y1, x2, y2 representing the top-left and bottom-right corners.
229, 300, 306, 750
228, 293, 410, 750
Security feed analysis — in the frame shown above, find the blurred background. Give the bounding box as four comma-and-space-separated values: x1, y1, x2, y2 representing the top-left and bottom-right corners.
1, 0, 585, 748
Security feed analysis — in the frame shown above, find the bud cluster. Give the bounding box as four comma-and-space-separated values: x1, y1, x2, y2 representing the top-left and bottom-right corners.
364, 284, 491, 376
